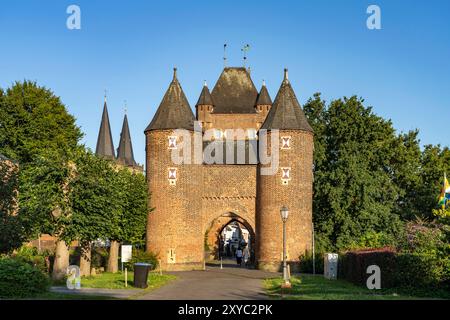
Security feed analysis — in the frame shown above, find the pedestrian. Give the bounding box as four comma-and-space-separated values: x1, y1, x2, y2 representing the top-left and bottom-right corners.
236, 247, 243, 266
243, 247, 250, 267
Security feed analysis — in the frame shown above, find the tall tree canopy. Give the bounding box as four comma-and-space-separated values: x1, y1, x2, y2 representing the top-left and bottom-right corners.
0, 81, 82, 163
303, 94, 434, 251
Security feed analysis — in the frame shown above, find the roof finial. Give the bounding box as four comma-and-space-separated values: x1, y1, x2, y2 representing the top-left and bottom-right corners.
262, 79, 266, 86
124, 100, 127, 115
223, 44, 227, 67
104, 89, 107, 103
173, 67, 177, 81
284, 68, 289, 82
204, 80, 207, 87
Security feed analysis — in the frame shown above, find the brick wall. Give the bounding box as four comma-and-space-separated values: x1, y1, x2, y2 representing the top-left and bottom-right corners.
257, 130, 314, 272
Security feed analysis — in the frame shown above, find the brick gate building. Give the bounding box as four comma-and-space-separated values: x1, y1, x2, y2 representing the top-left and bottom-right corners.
145, 67, 314, 272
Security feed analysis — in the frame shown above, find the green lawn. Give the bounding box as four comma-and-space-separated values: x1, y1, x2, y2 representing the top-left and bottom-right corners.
264, 274, 446, 300
80, 271, 176, 291
30, 292, 117, 300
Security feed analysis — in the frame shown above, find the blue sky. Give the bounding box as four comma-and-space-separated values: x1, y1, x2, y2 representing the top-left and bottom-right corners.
1, 0, 449, 165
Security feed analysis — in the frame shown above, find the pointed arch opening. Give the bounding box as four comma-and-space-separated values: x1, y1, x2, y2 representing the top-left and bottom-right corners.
204, 212, 256, 268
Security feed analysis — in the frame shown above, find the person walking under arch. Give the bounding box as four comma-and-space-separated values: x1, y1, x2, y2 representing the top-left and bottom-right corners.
235, 247, 243, 266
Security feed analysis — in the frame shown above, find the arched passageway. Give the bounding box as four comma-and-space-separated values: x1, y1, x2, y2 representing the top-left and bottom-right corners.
204, 212, 256, 267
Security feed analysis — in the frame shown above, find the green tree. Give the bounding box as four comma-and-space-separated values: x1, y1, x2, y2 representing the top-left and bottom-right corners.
62, 149, 120, 275
0, 81, 82, 163
0, 158, 23, 253
105, 167, 148, 273
18, 148, 75, 279
417, 145, 450, 218
304, 94, 406, 250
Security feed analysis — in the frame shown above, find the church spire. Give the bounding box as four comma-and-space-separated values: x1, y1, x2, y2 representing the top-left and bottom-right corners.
95, 99, 115, 159
117, 112, 137, 167
145, 67, 195, 132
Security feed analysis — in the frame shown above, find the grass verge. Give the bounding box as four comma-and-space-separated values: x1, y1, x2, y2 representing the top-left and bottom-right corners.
264, 274, 448, 300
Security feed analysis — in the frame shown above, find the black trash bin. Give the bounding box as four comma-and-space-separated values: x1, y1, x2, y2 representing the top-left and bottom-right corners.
133, 263, 152, 288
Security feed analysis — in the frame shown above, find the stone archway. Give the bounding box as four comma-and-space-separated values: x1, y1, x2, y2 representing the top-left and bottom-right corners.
204, 212, 256, 264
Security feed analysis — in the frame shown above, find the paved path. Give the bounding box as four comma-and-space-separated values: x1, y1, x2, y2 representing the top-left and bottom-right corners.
139, 260, 280, 300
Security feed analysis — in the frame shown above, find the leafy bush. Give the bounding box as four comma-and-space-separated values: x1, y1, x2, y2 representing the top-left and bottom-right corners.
346, 231, 399, 251
10, 245, 50, 274
400, 220, 446, 255
394, 253, 446, 289
299, 251, 324, 274
125, 249, 158, 271
0, 258, 50, 298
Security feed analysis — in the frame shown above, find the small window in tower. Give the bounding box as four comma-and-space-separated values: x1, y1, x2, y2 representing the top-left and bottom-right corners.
281, 136, 291, 149
281, 167, 291, 185
168, 136, 177, 149
168, 168, 177, 185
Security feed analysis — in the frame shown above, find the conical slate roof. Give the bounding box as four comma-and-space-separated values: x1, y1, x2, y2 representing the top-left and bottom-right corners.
256, 82, 272, 105
211, 67, 258, 114
145, 68, 195, 132
95, 101, 115, 159
117, 114, 136, 167
196, 83, 214, 106
261, 69, 313, 132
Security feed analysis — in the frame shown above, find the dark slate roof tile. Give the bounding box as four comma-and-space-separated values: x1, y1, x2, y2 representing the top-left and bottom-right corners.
256, 82, 272, 105
196, 83, 214, 106
211, 67, 258, 114
145, 68, 195, 132
261, 69, 313, 132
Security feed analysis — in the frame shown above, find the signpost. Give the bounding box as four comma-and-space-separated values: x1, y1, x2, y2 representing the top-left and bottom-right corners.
121, 245, 132, 271
121, 245, 132, 287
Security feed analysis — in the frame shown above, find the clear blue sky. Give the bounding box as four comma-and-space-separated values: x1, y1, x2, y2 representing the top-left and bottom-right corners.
1, 0, 449, 165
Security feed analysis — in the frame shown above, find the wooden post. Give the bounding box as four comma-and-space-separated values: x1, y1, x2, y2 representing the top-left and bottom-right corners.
125, 268, 128, 288
159, 259, 162, 275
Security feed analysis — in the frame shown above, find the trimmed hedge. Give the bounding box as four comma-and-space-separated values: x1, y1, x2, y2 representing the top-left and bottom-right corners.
338, 248, 450, 291
0, 258, 50, 298
338, 247, 397, 288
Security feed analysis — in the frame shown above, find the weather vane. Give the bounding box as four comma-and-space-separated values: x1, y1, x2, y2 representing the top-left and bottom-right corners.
104, 89, 107, 102
124, 100, 127, 115
241, 44, 250, 67
223, 43, 227, 67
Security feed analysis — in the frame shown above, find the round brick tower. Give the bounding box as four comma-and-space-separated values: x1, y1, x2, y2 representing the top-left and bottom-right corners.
145, 68, 203, 271
256, 69, 314, 272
